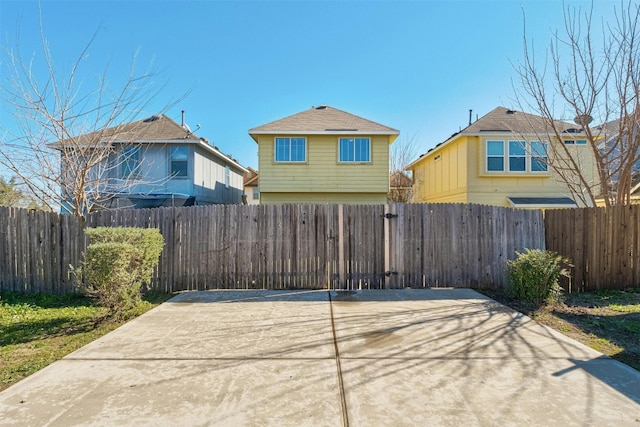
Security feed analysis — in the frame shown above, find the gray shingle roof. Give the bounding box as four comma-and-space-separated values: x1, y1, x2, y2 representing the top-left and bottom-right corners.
86, 114, 202, 142
52, 114, 247, 173
248, 105, 399, 136
462, 106, 580, 135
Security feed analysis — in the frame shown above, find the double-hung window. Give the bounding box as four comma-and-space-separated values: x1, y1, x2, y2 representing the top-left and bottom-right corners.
170, 146, 188, 177
121, 145, 141, 178
275, 137, 306, 162
339, 137, 370, 162
487, 140, 549, 173
487, 140, 505, 171
508, 140, 526, 172
530, 141, 548, 172
225, 166, 230, 188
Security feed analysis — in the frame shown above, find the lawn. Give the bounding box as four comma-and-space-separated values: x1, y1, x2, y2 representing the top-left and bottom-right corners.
480, 288, 640, 371
0, 292, 172, 392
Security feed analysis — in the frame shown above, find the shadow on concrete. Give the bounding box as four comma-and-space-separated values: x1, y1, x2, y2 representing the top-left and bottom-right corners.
553, 356, 640, 404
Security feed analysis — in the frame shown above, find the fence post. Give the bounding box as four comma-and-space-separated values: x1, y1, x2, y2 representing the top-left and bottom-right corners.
384, 204, 398, 289
338, 204, 345, 289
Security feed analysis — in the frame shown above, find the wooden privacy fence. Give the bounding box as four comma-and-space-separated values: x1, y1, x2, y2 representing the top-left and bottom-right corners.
545, 204, 640, 291
0, 203, 545, 293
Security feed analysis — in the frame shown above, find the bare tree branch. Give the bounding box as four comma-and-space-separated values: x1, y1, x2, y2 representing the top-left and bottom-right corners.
0, 7, 172, 217
515, 1, 640, 207
389, 135, 417, 203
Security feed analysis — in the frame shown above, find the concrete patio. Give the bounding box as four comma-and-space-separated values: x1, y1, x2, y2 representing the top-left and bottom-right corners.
1, 289, 638, 426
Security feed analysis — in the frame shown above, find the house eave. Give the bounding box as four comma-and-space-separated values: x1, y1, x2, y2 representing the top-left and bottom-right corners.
249, 130, 399, 136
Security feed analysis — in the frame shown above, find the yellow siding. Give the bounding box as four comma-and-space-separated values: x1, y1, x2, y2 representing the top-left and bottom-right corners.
257, 134, 390, 198
411, 134, 600, 207
410, 136, 468, 203
261, 192, 387, 204
469, 136, 598, 207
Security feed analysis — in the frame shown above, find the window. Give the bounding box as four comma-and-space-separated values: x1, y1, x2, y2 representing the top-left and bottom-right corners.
121, 146, 140, 178
564, 139, 587, 145
508, 140, 526, 172
487, 140, 505, 171
225, 166, 230, 189
339, 137, 370, 162
530, 141, 548, 172
275, 137, 306, 162
170, 146, 188, 177
253, 188, 259, 200
487, 140, 549, 173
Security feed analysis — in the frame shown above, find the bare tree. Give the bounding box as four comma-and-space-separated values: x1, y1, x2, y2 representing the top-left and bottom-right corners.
0, 176, 45, 209
0, 9, 165, 216
515, 1, 640, 207
389, 135, 417, 203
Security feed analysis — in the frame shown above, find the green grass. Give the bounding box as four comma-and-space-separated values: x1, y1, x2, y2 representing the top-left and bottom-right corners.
0, 291, 172, 391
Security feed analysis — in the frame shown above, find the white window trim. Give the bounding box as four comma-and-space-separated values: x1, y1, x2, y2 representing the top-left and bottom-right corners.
529, 140, 549, 173
564, 139, 587, 145
170, 145, 189, 178
486, 140, 505, 172
485, 140, 549, 174
508, 140, 526, 172
121, 145, 141, 179
274, 137, 307, 163
338, 137, 371, 163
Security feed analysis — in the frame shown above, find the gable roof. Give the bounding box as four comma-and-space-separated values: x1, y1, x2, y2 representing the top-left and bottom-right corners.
390, 171, 413, 188
51, 114, 247, 173
461, 106, 581, 135
407, 106, 584, 169
84, 114, 203, 143
248, 105, 399, 141
243, 167, 259, 186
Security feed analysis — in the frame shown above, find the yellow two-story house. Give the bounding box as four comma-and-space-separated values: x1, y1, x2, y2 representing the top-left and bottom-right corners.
407, 106, 599, 208
249, 105, 399, 204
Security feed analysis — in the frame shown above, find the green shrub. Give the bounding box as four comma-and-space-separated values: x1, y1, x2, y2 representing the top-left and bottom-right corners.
75, 227, 164, 317
506, 248, 571, 305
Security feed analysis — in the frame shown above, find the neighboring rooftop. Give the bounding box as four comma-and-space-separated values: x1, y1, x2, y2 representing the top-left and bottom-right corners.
248, 105, 399, 139
243, 167, 259, 187
461, 106, 582, 135
76, 114, 204, 142
408, 106, 586, 167
52, 113, 246, 171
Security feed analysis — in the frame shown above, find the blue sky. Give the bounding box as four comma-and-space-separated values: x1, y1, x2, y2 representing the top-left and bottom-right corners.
0, 0, 618, 169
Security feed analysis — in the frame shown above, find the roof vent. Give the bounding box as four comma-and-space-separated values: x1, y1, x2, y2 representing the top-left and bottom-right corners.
143, 115, 160, 122
315, 105, 327, 110
506, 110, 516, 115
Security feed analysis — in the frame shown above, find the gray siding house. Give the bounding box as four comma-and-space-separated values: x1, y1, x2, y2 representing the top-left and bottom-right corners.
59, 114, 247, 210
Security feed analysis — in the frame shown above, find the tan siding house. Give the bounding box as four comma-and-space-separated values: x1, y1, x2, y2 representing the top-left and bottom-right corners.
407, 107, 599, 208
249, 105, 399, 204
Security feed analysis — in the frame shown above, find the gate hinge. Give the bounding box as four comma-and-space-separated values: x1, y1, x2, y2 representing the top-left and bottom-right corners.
382, 213, 398, 219
384, 270, 398, 277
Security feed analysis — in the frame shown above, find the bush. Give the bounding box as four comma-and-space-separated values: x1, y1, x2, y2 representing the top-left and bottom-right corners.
506, 248, 571, 305
75, 227, 164, 316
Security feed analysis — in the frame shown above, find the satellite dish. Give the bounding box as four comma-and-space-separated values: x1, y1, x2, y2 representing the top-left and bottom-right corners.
574, 114, 593, 126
